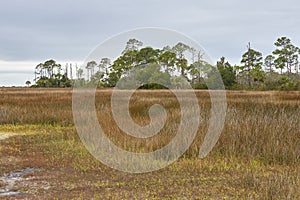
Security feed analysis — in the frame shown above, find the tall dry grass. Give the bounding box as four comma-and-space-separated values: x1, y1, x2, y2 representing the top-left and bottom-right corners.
0, 88, 299, 165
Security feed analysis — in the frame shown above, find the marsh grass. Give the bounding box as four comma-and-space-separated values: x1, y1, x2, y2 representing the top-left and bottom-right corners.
0, 88, 299, 199
0, 125, 299, 199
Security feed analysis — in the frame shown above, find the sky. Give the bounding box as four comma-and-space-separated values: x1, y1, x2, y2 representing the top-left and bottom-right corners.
1, 0, 300, 86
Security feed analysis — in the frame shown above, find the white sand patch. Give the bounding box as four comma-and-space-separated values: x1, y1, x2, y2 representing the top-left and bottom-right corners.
0, 133, 18, 141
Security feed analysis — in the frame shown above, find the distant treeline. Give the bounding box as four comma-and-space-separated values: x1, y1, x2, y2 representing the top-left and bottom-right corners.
30, 37, 300, 90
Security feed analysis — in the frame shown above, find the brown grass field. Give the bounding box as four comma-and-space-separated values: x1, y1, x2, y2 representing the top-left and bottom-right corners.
0, 88, 299, 199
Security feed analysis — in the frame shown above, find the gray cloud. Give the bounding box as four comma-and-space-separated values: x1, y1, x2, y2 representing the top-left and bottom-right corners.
0, 0, 300, 65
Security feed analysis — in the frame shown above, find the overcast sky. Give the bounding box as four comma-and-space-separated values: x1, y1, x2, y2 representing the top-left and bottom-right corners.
1, 0, 300, 86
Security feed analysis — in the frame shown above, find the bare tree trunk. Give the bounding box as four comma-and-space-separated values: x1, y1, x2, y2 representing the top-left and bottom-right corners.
70, 64, 73, 79
247, 42, 252, 87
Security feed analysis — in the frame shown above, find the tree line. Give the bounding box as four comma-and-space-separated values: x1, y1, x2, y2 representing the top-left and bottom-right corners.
31, 60, 72, 87
30, 37, 300, 90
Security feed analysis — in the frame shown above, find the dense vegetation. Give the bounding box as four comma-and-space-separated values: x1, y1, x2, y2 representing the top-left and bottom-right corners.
31, 37, 300, 90
32, 59, 73, 88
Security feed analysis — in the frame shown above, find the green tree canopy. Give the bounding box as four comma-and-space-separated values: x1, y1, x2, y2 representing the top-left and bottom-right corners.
240, 44, 263, 87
